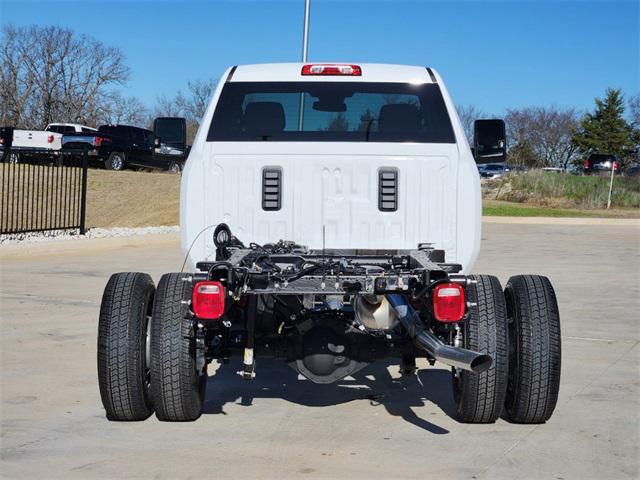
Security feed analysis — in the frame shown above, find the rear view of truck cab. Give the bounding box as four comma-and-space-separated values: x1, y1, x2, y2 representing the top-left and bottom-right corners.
98, 63, 561, 426
181, 63, 481, 272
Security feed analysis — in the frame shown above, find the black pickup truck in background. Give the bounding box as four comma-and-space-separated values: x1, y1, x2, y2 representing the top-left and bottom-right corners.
63, 117, 189, 172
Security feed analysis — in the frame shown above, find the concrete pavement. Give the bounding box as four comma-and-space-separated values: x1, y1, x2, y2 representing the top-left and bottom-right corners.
1, 222, 639, 479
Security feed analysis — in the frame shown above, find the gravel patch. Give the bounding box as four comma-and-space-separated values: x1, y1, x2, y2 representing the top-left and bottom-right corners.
0, 226, 179, 245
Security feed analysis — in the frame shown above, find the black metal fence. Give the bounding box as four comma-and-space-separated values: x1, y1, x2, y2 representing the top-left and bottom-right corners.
0, 148, 88, 235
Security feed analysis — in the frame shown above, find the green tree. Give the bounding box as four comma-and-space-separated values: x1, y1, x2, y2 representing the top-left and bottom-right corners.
572, 88, 638, 167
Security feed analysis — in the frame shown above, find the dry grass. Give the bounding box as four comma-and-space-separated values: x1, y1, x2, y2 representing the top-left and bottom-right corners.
484, 170, 640, 210
4, 166, 639, 232
86, 169, 180, 228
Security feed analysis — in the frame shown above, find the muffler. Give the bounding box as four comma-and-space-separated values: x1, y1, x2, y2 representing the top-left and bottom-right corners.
386, 294, 492, 373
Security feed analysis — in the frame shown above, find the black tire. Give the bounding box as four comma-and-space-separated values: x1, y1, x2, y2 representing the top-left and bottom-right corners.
168, 162, 182, 173
504, 275, 561, 424
7, 152, 20, 164
97, 272, 155, 421
151, 273, 206, 421
452, 275, 509, 423
105, 151, 125, 171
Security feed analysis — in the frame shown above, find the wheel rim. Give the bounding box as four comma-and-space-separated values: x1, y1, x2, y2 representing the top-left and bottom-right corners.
8, 153, 18, 164
112, 155, 123, 170
145, 314, 152, 390
170, 163, 180, 173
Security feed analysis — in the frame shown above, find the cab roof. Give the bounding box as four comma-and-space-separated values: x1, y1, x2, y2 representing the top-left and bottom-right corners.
229, 63, 437, 83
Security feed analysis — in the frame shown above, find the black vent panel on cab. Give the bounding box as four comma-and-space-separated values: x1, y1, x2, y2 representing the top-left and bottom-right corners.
378, 168, 398, 212
262, 167, 282, 211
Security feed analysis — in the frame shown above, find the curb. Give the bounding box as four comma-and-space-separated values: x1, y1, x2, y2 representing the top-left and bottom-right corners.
2, 216, 638, 260
482, 216, 640, 226
0, 232, 180, 260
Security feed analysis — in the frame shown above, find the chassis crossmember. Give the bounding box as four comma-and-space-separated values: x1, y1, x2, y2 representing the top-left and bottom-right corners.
183, 225, 491, 384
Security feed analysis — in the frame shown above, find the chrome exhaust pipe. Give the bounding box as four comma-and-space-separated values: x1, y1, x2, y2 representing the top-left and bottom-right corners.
386, 294, 492, 373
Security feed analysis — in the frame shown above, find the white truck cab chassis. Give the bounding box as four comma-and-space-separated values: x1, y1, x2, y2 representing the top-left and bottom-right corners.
98, 64, 561, 425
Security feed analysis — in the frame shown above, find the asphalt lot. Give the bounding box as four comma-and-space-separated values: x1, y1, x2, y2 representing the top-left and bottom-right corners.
1, 221, 639, 479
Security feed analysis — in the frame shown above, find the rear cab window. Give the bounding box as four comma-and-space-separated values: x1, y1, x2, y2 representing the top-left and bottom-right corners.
47, 125, 74, 134
588, 154, 616, 162
99, 126, 132, 139
208, 82, 455, 143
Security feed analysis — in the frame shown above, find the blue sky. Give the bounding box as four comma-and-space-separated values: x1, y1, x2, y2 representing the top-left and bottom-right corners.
1, 0, 638, 115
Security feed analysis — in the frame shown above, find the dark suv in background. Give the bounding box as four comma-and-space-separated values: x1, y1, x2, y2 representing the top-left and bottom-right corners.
583, 154, 619, 176
63, 117, 188, 172
98, 125, 158, 171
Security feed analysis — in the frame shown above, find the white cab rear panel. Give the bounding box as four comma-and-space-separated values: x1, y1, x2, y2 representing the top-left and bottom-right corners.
181, 64, 481, 273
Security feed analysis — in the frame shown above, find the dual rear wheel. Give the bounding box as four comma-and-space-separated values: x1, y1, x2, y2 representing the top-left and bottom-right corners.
97, 272, 206, 422
97, 272, 561, 424
452, 274, 561, 424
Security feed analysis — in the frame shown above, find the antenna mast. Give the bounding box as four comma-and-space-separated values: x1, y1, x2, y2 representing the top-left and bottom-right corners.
302, 0, 311, 62
298, 0, 311, 130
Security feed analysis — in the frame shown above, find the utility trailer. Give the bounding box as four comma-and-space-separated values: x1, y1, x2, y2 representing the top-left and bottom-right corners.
98, 63, 561, 424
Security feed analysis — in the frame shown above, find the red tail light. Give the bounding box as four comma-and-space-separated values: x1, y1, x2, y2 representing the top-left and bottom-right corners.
583, 159, 590, 169
301, 64, 362, 76
192, 281, 225, 320
433, 283, 466, 322
47, 135, 54, 143
613, 161, 619, 171
95, 136, 104, 147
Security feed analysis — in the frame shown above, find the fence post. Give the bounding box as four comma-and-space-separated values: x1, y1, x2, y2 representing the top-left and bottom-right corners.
606, 164, 615, 209
79, 150, 88, 234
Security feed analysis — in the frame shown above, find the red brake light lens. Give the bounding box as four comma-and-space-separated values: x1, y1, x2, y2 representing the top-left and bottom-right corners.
47, 135, 54, 143
613, 160, 619, 171
433, 283, 466, 323
301, 64, 362, 76
584, 159, 590, 169
192, 281, 225, 320
95, 136, 104, 147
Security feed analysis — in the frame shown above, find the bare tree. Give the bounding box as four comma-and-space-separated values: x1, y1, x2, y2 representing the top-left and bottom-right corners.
456, 104, 486, 143
154, 78, 216, 142
179, 79, 215, 123
0, 25, 35, 127
0, 24, 130, 128
629, 94, 640, 127
505, 106, 580, 168
155, 79, 215, 120
100, 92, 149, 126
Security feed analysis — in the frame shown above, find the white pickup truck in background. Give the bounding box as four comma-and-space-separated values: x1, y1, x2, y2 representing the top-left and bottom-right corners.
3, 123, 97, 163
12, 129, 63, 150
5, 128, 63, 163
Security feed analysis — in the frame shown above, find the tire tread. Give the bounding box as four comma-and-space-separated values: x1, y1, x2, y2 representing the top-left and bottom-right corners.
151, 273, 204, 421
505, 275, 561, 423
455, 275, 509, 423
97, 272, 154, 421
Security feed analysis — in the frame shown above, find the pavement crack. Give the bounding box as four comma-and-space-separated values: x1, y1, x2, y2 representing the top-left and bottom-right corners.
476, 425, 539, 479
